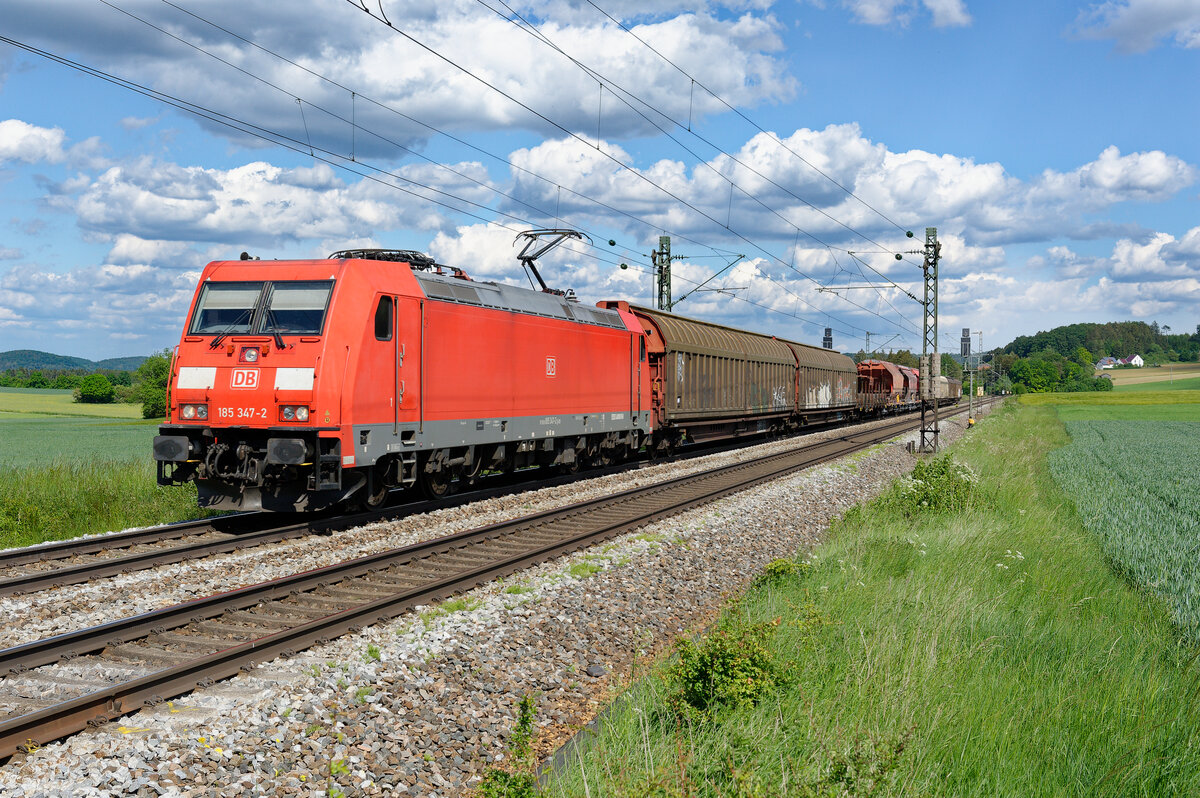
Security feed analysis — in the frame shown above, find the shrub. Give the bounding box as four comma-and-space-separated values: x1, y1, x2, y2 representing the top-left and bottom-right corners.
668, 622, 780, 722
885, 455, 978, 517
75, 373, 115, 404
477, 695, 538, 798
755, 557, 810, 587
135, 350, 171, 419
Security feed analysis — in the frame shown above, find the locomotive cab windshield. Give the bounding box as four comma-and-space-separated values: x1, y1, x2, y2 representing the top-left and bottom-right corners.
189, 280, 334, 339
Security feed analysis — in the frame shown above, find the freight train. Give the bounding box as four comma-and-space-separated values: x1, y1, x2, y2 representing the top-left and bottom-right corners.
153, 248, 960, 512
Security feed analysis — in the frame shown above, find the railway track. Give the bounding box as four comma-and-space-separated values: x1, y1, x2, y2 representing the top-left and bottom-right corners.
0, 409, 921, 597
0, 515, 325, 597
0, 403, 984, 759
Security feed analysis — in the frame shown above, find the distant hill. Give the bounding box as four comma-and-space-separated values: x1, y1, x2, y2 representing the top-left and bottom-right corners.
96, 356, 149, 371
0, 349, 148, 372
1001, 321, 1200, 362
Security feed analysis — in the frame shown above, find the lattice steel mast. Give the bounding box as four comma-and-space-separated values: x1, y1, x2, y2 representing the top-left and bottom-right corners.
919, 227, 941, 453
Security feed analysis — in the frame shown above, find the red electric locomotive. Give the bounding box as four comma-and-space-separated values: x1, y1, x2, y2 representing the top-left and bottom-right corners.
153, 250, 652, 511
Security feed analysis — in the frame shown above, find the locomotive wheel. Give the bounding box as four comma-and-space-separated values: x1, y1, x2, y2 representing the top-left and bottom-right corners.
362, 479, 389, 509
419, 468, 455, 500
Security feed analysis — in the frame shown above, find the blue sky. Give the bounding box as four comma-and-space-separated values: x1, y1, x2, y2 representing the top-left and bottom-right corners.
1, 0, 1198, 360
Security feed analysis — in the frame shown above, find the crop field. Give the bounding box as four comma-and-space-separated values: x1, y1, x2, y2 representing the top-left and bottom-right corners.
1114, 374, 1200, 392
1019, 389, 1200, 409
0, 387, 143, 418
0, 414, 158, 470
1047, 395, 1200, 642
1100, 362, 1200, 387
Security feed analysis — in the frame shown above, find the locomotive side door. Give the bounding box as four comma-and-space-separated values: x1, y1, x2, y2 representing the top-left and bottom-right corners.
396, 296, 422, 435
372, 294, 401, 434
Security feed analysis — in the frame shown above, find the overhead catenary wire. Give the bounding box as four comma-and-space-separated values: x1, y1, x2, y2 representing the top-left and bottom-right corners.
580, 0, 910, 234
468, 0, 924, 300
146, 0, 901, 339
154, 0, 764, 269
340, 0, 916, 338
476, 0, 903, 254
0, 31, 881, 342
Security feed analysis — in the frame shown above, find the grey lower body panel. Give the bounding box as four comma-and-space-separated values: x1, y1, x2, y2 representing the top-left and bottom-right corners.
352, 411, 651, 466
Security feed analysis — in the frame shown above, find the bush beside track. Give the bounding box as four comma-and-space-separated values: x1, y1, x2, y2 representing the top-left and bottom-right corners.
544, 399, 1200, 797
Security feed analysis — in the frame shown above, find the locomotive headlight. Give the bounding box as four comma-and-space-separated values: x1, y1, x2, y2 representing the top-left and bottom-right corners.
180, 403, 208, 420
240, 346, 259, 363
279, 405, 310, 423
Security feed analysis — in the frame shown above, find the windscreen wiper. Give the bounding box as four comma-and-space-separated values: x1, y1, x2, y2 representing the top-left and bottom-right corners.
208, 309, 253, 349
263, 309, 287, 350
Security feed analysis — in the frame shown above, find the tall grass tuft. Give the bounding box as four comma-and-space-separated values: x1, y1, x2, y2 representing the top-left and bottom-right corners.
546, 402, 1200, 797
0, 460, 211, 549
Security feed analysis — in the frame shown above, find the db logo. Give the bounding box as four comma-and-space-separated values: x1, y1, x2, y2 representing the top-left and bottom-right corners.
231, 368, 260, 389
545, 357, 556, 377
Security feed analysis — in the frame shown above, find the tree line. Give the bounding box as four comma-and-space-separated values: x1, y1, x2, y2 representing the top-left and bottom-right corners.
851, 348, 1112, 395
1004, 321, 1200, 364
0, 350, 171, 418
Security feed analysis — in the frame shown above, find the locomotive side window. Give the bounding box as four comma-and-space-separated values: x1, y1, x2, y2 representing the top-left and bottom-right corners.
375, 296, 393, 341
260, 281, 334, 335
639, 336, 646, 362
188, 282, 264, 335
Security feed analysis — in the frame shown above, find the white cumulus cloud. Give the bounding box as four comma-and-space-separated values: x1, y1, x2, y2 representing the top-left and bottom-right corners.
1074, 0, 1200, 52
0, 119, 68, 164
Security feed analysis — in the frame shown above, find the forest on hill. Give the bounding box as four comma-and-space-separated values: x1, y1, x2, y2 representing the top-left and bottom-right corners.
1003, 321, 1200, 363
0, 349, 147, 372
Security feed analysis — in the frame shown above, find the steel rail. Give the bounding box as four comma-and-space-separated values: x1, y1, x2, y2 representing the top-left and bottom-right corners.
0, 517, 239, 569
0, 402, 985, 758
0, 518, 328, 597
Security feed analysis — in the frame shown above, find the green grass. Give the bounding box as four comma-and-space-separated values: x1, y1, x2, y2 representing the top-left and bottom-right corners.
546, 401, 1200, 797
1114, 375, 1200, 392
1019, 390, 1200, 407
0, 409, 210, 549
0, 461, 209, 549
0, 386, 144, 418
1056, 403, 1200, 422
1017, 388, 1200, 408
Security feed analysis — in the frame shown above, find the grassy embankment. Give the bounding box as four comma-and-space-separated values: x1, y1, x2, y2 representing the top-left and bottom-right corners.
0, 388, 208, 549
542, 396, 1200, 796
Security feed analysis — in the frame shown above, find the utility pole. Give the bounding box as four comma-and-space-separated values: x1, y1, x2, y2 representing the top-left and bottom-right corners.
651, 236, 673, 312
961, 327, 972, 423
974, 330, 983, 401
918, 227, 941, 453
814, 226, 942, 449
